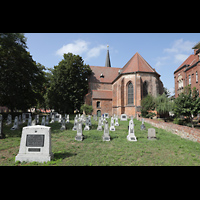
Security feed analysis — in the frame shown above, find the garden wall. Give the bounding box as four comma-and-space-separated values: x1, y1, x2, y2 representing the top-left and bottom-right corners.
138, 117, 200, 143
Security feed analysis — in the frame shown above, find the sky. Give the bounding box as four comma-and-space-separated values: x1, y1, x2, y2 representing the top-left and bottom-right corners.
25, 33, 200, 96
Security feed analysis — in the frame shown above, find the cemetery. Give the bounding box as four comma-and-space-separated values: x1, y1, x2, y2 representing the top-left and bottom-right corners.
1, 33, 200, 166
1, 113, 200, 166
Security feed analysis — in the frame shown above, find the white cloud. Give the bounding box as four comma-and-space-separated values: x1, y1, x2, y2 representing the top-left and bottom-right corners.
174, 53, 189, 63
56, 40, 107, 62
155, 39, 196, 68
85, 45, 107, 61
164, 38, 195, 54
56, 39, 89, 56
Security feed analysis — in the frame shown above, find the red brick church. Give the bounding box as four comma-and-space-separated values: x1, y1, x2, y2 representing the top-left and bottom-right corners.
85, 46, 164, 117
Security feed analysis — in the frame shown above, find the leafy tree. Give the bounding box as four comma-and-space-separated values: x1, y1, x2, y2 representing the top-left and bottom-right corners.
173, 85, 200, 127
155, 93, 174, 115
141, 94, 156, 118
0, 33, 46, 112
80, 104, 93, 115
47, 53, 92, 114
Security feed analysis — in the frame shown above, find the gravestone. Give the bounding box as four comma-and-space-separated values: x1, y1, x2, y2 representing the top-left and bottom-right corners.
18, 115, 22, 125
75, 121, 84, 141
15, 125, 53, 163
121, 114, 127, 121
11, 116, 19, 130
50, 115, 55, 123
22, 113, 26, 123
147, 128, 156, 140
114, 116, 119, 126
0, 119, 5, 139
110, 117, 115, 131
84, 117, 90, 131
88, 115, 92, 126
41, 116, 46, 126
97, 118, 103, 131
66, 114, 69, 123
45, 115, 49, 125
27, 116, 32, 126
140, 118, 146, 130
104, 113, 109, 119
72, 118, 77, 131
6, 114, 12, 125
102, 121, 110, 141
58, 114, 62, 123
36, 114, 39, 125
60, 117, 66, 130
127, 120, 137, 141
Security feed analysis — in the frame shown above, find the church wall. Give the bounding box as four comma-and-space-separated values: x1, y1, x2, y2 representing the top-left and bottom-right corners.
92, 99, 112, 116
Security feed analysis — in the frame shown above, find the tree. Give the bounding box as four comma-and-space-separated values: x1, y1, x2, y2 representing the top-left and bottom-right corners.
155, 93, 174, 115
173, 85, 200, 127
0, 33, 46, 112
80, 104, 93, 115
141, 94, 156, 118
47, 53, 92, 113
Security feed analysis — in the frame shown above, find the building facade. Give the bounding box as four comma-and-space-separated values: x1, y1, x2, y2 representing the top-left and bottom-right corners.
174, 42, 200, 98
85, 47, 164, 117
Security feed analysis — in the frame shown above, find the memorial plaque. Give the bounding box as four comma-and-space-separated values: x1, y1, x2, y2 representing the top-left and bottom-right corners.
28, 148, 41, 152
26, 134, 44, 147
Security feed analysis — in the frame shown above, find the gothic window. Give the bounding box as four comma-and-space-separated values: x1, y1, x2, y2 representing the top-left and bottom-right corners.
196, 71, 198, 83
128, 82, 134, 105
143, 81, 148, 97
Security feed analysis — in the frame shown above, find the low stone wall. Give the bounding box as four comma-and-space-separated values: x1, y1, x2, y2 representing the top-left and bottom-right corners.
138, 117, 200, 143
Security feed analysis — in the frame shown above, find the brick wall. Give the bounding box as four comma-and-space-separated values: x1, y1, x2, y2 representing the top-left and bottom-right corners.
138, 117, 200, 143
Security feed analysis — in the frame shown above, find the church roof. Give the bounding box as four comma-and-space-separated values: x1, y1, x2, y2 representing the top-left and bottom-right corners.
121, 52, 158, 74
89, 66, 121, 83
92, 90, 112, 99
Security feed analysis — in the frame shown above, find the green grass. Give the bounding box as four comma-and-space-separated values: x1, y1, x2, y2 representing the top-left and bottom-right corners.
1, 115, 200, 166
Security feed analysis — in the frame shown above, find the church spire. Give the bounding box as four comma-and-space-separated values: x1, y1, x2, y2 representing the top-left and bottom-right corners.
105, 45, 111, 67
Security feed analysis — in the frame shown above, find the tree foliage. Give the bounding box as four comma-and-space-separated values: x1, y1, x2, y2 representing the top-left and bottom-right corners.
46, 53, 92, 113
155, 93, 174, 115
173, 85, 200, 125
141, 94, 156, 118
0, 33, 46, 112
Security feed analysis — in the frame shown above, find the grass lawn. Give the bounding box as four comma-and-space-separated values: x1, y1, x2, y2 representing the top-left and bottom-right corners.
1, 115, 200, 166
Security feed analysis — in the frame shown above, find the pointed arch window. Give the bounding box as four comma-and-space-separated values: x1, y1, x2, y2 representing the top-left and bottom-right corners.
128, 82, 134, 105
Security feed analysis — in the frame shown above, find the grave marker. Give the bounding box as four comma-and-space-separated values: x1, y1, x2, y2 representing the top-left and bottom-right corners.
110, 117, 115, 131
97, 118, 103, 131
84, 117, 90, 131
127, 120, 137, 141
11, 116, 19, 130
147, 128, 156, 140
103, 121, 110, 141
121, 114, 127, 121
75, 121, 84, 141
140, 118, 146, 130
15, 125, 53, 163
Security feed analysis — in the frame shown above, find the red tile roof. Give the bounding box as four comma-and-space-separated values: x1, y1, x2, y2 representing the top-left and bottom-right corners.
89, 66, 121, 83
121, 52, 157, 74
174, 53, 198, 74
92, 90, 112, 99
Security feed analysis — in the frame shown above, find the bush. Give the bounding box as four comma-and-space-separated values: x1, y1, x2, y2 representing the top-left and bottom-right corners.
80, 104, 93, 115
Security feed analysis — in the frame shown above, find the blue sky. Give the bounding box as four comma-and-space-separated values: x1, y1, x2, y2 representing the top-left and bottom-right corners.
25, 33, 200, 96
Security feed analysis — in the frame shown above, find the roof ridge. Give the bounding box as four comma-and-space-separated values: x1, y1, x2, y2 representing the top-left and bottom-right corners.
137, 52, 155, 72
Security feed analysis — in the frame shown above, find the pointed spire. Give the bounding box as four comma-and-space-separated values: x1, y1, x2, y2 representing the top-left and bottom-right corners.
105, 45, 111, 67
